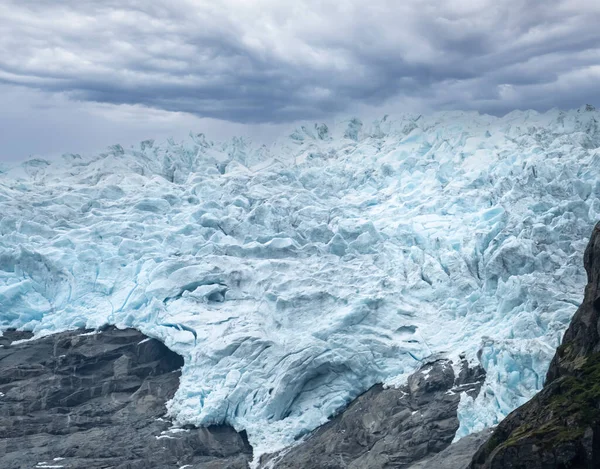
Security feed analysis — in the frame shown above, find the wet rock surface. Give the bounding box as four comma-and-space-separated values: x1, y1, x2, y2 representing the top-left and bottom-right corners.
470, 222, 600, 469
0, 326, 252, 469
264, 358, 485, 469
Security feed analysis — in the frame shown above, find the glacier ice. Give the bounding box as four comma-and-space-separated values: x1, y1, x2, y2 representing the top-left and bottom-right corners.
1, 107, 600, 458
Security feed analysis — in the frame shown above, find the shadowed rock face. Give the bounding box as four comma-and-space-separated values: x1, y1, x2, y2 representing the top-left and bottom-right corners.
470, 222, 600, 469
0, 326, 252, 469
264, 358, 485, 469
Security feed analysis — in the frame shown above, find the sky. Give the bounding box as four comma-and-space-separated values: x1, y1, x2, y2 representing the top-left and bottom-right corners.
1, 0, 599, 161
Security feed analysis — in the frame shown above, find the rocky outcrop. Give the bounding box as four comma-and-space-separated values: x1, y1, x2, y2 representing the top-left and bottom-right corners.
0, 323, 487, 469
470, 222, 600, 469
407, 428, 493, 469
264, 358, 485, 469
0, 326, 252, 469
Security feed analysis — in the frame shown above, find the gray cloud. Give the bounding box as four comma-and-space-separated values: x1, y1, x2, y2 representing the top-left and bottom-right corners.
0, 83, 286, 161
0, 0, 599, 124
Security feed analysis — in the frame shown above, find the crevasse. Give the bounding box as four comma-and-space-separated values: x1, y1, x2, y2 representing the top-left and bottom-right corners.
1, 107, 599, 458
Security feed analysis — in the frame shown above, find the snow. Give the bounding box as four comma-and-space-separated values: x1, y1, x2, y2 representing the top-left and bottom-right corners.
1, 107, 599, 459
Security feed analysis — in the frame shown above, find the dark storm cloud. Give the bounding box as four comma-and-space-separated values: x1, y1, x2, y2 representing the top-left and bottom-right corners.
1, 0, 599, 123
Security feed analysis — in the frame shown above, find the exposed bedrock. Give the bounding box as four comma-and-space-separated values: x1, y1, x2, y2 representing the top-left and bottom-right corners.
407, 428, 493, 469
470, 222, 600, 469
263, 358, 486, 468
0, 323, 489, 469
0, 326, 252, 469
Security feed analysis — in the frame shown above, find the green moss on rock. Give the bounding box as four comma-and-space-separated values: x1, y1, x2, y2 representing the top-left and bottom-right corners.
475, 351, 600, 467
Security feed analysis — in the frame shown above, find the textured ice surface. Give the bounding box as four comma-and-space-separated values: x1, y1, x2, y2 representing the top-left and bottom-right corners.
1, 107, 600, 457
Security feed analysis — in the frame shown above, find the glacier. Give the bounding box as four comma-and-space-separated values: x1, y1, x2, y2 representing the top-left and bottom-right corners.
1, 106, 599, 459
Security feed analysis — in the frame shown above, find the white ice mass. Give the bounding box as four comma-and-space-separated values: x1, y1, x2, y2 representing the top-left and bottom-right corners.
1, 107, 599, 458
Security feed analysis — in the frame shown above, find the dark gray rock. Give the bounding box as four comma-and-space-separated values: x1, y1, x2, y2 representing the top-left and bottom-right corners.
0, 326, 252, 469
470, 222, 600, 469
0, 329, 33, 347
407, 428, 493, 469
264, 358, 485, 468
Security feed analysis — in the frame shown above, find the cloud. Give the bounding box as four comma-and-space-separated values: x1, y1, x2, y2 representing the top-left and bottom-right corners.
0, 0, 599, 124
0, 83, 285, 161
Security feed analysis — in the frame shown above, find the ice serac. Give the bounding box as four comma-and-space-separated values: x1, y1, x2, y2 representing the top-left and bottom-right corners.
0, 107, 599, 458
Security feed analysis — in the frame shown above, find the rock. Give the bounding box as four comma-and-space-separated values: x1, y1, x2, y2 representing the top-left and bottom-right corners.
0, 325, 489, 469
0, 329, 33, 347
470, 222, 600, 469
0, 326, 252, 469
407, 428, 493, 469
264, 358, 485, 468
